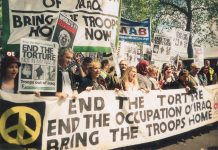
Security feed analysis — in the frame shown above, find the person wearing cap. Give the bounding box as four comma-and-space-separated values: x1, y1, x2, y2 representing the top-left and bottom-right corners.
177, 69, 197, 94
0, 56, 21, 93
189, 63, 201, 86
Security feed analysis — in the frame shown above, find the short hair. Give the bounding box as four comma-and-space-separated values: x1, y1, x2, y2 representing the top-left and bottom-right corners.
58, 47, 73, 56
101, 59, 109, 69
82, 57, 93, 65
190, 63, 200, 69
147, 64, 158, 74
204, 60, 210, 66
88, 60, 101, 70
179, 69, 189, 77
119, 59, 127, 65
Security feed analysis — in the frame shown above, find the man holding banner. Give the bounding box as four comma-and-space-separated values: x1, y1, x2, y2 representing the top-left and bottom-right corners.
55, 47, 82, 100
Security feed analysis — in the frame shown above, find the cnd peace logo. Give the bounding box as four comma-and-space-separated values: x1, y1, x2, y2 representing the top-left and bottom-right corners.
0, 106, 42, 145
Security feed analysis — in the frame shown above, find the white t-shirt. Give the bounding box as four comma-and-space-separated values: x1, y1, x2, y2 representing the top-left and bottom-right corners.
62, 71, 72, 96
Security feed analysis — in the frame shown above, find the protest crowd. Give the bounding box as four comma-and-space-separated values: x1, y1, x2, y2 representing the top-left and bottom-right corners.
0, 50, 217, 98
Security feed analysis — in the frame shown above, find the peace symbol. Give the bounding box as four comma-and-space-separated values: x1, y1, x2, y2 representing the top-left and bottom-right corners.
0, 106, 41, 145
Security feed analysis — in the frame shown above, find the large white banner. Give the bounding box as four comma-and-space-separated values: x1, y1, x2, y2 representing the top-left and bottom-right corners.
4, 0, 121, 52
19, 38, 58, 92
0, 85, 218, 149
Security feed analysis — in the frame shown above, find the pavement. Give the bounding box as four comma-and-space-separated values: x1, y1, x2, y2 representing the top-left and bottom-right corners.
116, 122, 218, 150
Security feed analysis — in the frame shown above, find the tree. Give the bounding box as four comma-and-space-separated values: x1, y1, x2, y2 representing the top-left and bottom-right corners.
121, 0, 160, 35
0, 0, 2, 25
122, 0, 218, 58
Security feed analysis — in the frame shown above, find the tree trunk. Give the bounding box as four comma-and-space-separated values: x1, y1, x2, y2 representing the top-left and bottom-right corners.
187, 35, 193, 58
186, 0, 193, 58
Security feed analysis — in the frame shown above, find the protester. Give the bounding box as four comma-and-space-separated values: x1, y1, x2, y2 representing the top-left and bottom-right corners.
55, 47, 81, 99
198, 66, 209, 86
161, 65, 178, 90
0, 56, 20, 93
204, 60, 217, 85
73, 55, 93, 78
102, 62, 120, 90
147, 64, 161, 90
189, 63, 201, 86
174, 59, 184, 79
177, 69, 197, 94
118, 66, 139, 91
100, 59, 111, 79
160, 63, 170, 76
119, 59, 128, 77
108, 66, 116, 77
136, 60, 153, 91
78, 60, 107, 93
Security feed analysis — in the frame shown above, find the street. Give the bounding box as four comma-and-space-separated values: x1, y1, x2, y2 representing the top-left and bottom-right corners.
116, 122, 218, 150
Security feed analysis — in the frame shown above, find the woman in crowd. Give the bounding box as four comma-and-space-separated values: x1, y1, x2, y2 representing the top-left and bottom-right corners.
119, 66, 139, 91
147, 65, 161, 90
136, 60, 152, 91
0, 56, 20, 93
78, 60, 107, 93
161, 65, 178, 89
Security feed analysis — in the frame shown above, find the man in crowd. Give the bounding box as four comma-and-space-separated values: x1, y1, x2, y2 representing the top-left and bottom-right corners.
100, 59, 119, 90
75, 56, 93, 77
100, 59, 111, 79
119, 59, 128, 77
204, 60, 217, 85
56, 47, 82, 99
189, 63, 201, 86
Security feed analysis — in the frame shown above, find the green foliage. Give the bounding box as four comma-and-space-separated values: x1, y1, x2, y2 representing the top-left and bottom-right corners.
0, 0, 1, 25
0, 8, 2, 25
121, 0, 160, 38
122, 0, 218, 58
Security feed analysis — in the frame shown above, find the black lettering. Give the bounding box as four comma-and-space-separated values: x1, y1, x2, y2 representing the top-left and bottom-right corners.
43, 0, 61, 8
47, 139, 58, 150
47, 120, 56, 136
116, 96, 128, 109
157, 95, 166, 106
89, 131, 99, 145
69, 99, 77, 115
94, 97, 105, 111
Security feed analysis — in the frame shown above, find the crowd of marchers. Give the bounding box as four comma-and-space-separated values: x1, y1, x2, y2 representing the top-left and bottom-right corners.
0, 47, 217, 100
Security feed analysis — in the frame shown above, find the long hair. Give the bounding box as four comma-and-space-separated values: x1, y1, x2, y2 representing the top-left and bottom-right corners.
0, 56, 20, 93
120, 66, 138, 90
0, 56, 20, 77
